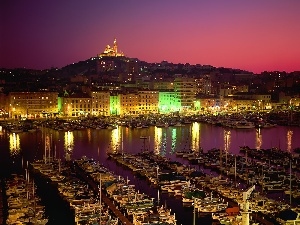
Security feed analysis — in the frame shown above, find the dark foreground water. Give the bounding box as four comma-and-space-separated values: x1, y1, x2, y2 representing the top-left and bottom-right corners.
1, 122, 300, 224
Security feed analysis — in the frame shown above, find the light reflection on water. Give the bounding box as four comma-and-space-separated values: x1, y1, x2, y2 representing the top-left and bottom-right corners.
154, 127, 162, 155
224, 130, 231, 153
4, 123, 300, 225
170, 128, 176, 154
64, 131, 74, 153
111, 126, 120, 153
191, 122, 200, 152
9, 133, 20, 156
256, 128, 262, 150
287, 130, 293, 153
6, 123, 300, 161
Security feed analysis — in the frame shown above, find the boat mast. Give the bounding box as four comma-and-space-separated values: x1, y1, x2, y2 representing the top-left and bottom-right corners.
193, 198, 196, 225
49, 133, 52, 163
44, 137, 46, 164
99, 173, 102, 225
290, 156, 292, 206
234, 155, 237, 186
122, 128, 124, 155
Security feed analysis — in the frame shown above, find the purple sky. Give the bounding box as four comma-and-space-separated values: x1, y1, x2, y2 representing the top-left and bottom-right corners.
1, 0, 300, 73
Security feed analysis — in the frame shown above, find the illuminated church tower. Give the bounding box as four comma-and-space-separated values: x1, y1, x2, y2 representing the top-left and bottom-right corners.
98, 38, 124, 57
113, 38, 118, 54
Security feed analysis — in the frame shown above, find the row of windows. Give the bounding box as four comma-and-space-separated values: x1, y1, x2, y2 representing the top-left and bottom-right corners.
70, 104, 90, 108
92, 109, 109, 112
72, 109, 91, 111
92, 101, 109, 104
70, 100, 90, 103
13, 105, 55, 109
12, 96, 55, 100
12, 101, 57, 104
26, 105, 56, 109
92, 96, 109, 99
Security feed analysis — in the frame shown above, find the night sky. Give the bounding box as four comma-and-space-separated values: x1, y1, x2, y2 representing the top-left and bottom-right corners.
1, 0, 300, 73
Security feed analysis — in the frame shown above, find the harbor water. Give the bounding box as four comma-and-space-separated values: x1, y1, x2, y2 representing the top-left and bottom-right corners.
1, 122, 300, 224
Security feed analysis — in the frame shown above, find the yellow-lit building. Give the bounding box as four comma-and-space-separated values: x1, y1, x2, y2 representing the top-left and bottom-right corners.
61, 93, 91, 117
90, 91, 110, 116
9, 91, 58, 119
138, 90, 159, 115
233, 93, 272, 111
120, 92, 139, 116
174, 74, 196, 112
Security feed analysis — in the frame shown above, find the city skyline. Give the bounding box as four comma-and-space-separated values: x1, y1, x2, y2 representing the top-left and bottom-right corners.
1, 0, 300, 73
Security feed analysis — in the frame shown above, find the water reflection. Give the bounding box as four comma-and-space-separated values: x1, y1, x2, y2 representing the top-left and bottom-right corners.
256, 129, 262, 150
44, 134, 52, 161
191, 122, 200, 152
170, 129, 177, 154
287, 130, 293, 153
87, 129, 91, 143
111, 126, 120, 153
64, 131, 74, 160
224, 130, 231, 153
154, 127, 162, 155
9, 133, 20, 156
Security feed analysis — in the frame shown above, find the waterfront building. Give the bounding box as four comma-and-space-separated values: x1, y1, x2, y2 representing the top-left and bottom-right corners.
195, 96, 218, 113
233, 92, 272, 111
9, 91, 58, 119
138, 90, 159, 115
60, 92, 91, 117
174, 74, 196, 113
91, 90, 110, 116
120, 92, 139, 116
119, 90, 159, 116
158, 91, 180, 114
110, 92, 120, 116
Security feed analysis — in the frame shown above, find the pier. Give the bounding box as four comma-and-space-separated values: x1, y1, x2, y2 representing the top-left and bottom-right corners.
72, 161, 133, 225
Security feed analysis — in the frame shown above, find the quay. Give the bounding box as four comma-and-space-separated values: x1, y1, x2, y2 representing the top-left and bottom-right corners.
109, 151, 282, 225
28, 160, 133, 225
71, 161, 133, 225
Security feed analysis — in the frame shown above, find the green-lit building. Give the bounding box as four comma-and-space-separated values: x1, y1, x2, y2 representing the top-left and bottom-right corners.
158, 91, 181, 114
110, 93, 120, 116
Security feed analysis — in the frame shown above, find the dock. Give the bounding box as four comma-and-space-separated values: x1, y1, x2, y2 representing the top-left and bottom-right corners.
72, 161, 133, 225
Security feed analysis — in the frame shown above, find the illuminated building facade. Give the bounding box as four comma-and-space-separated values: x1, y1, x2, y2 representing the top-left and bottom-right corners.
233, 93, 272, 111
0, 93, 9, 118
98, 38, 124, 57
110, 93, 120, 116
9, 92, 58, 119
91, 91, 110, 116
153, 81, 174, 90
61, 93, 91, 117
120, 92, 139, 116
174, 75, 196, 112
158, 91, 180, 114
138, 90, 159, 114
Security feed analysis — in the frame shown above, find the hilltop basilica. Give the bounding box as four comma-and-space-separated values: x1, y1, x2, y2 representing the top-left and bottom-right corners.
98, 38, 124, 57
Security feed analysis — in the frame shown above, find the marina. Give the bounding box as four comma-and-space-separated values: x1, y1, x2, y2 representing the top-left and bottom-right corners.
0, 117, 300, 224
